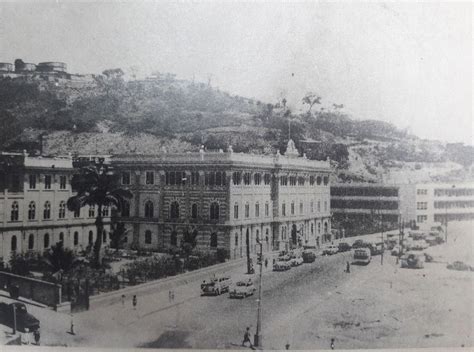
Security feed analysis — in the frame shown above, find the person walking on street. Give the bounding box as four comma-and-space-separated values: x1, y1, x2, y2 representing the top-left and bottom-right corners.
121, 294, 125, 307
264, 258, 268, 269
132, 295, 137, 310
242, 327, 253, 348
330, 338, 335, 350
346, 261, 350, 273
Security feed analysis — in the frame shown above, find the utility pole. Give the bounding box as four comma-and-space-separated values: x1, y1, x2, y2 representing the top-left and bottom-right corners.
380, 208, 384, 266
254, 240, 263, 347
246, 229, 252, 274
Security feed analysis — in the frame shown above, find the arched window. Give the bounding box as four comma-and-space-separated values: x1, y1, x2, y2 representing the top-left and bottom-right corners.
191, 203, 198, 219
215, 172, 222, 186
28, 201, 36, 220
245, 203, 250, 218
282, 203, 286, 216
28, 234, 34, 250
324, 222, 328, 233
88, 231, 93, 245
145, 230, 152, 244
318, 222, 321, 234
210, 202, 219, 220
59, 232, 64, 243
210, 233, 218, 248
300, 202, 304, 214
58, 201, 66, 219
256, 229, 260, 243
265, 229, 269, 243
144, 200, 154, 218
170, 201, 180, 219
254, 173, 261, 185
323, 176, 329, 185
317, 176, 322, 185
170, 231, 177, 246
43, 201, 51, 220
255, 202, 260, 217
44, 233, 50, 248
102, 206, 109, 217
88, 206, 95, 218
11, 201, 19, 221
234, 203, 239, 219
11, 235, 17, 251
121, 201, 130, 217
235, 233, 239, 246
311, 223, 314, 235
232, 172, 242, 185
291, 202, 295, 215
74, 231, 79, 246
102, 230, 107, 243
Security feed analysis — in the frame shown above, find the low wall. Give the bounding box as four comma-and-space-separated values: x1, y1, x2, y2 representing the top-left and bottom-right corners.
0, 272, 61, 308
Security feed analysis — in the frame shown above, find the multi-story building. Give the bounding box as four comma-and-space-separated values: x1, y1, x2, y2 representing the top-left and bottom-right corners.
111, 141, 332, 259
0, 152, 111, 263
330, 183, 401, 236
400, 182, 474, 227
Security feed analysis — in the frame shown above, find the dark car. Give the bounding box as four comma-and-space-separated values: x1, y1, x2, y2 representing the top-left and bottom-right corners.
0, 302, 40, 332
302, 251, 316, 263
352, 239, 367, 249
338, 242, 352, 252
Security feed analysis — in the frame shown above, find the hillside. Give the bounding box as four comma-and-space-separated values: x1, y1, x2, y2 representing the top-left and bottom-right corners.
0, 69, 472, 183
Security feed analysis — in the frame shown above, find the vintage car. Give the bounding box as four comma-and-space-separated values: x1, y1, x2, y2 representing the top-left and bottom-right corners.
391, 245, 402, 256
200, 276, 232, 296
351, 239, 367, 249
322, 245, 339, 256
338, 242, 352, 252
410, 240, 429, 251
289, 256, 304, 266
302, 250, 316, 263
273, 260, 291, 271
400, 252, 425, 269
0, 302, 40, 333
229, 280, 257, 298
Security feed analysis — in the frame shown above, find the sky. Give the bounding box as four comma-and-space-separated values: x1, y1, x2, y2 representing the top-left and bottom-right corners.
0, 1, 472, 144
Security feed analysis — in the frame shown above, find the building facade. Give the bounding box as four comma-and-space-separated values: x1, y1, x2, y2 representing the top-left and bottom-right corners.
400, 182, 474, 227
111, 142, 332, 259
330, 183, 401, 236
0, 152, 111, 263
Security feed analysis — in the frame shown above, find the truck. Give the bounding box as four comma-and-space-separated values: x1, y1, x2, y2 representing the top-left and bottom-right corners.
353, 248, 371, 265
0, 302, 40, 332
200, 276, 232, 296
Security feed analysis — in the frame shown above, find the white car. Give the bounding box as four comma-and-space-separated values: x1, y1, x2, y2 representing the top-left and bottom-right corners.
322, 245, 339, 255
289, 256, 304, 266
229, 280, 256, 298
273, 260, 291, 271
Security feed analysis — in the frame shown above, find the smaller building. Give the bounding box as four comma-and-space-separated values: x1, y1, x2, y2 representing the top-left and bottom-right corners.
0, 63, 13, 72
37, 62, 67, 73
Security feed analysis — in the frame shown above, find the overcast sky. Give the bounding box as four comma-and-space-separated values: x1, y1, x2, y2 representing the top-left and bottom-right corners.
1, 1, 472, 144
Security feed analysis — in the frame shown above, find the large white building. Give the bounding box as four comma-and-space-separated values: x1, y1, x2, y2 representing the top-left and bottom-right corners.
111, 141, 332, 259
0, 152, 111, 263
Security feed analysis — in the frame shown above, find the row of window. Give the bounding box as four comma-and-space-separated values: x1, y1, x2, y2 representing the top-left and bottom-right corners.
417, 189, 428, 195
28, 174, 68, 190
10, 201, 108, 221
137, 200, 220, 220
434, 188, 474, 197
417, 215, 428, 223
434, 201, 474, 209
121, 171, 330, 187
416, 202, 428, 210
142, 229, 219, 247
10, 230, 107, 251
331, 187, 398, 197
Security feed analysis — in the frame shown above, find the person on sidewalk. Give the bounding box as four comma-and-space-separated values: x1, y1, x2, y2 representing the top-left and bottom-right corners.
242, 327, 253, 348
264, 258, 268, 269
121, 294, 126, 307
346, 261, 350, 273
330, 338, 335, 350
132, 295, 137, 310
33, 330, 40, 345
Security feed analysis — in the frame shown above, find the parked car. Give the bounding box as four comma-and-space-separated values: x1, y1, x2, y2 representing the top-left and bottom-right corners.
289, 256, 304, 266
302, 250, 316, 263
400, 252, 425, 269
352, 239, 368, 249
391, 245, 402, 256
229, 280, 257, 298
352, 248, 371, 265
273, 260, 291, 271
338, 242, 352, 252
410, 240, 429, 251
447, 261, 474, 272
200, 276, 232, 296
368, 242, 384, 256
322, 245, 339, 255
0, 302, 40, 333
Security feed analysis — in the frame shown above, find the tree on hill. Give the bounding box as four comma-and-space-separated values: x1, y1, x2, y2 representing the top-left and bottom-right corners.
67, 162, 132, 267
302, 93, 322, 114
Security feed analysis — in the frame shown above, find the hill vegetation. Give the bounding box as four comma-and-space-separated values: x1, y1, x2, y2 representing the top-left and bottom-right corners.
0, 69, 472, 182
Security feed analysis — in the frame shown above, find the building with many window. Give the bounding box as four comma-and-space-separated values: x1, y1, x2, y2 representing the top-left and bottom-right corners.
330, 183, 401, 236
0, 152, 111, 263
399, 182, 474, 227
111, 141, 332, 259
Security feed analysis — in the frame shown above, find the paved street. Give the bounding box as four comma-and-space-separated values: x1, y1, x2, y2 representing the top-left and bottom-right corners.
1, 222, 472, 349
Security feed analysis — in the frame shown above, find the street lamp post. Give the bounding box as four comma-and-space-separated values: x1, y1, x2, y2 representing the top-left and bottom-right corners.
254, 240, 263, 347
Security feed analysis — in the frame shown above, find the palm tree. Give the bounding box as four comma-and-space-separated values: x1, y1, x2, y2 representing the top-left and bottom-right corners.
67, 162, 132, 267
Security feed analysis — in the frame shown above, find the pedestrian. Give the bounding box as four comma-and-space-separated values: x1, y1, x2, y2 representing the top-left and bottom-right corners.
171, 290, 175, 302
33, 330, 40, 345
330, 338, 335, 350
169, 290, 172, 303
242, 327, 253, 348
132, 295, 137, 310
121, 294, 125, 307
346, 261, 350, 273
264, 258, 268, 269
